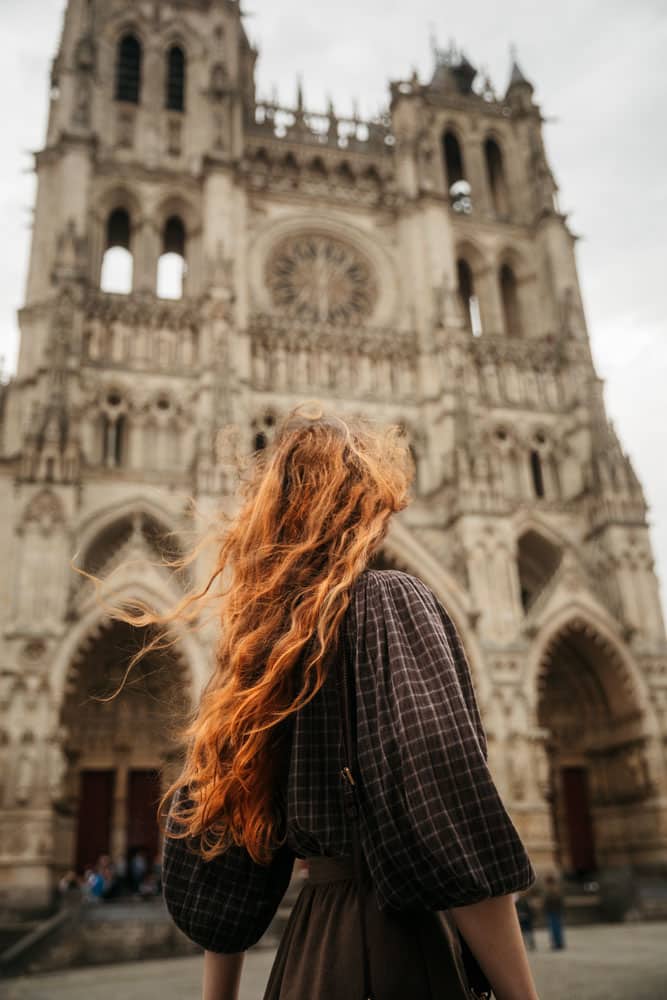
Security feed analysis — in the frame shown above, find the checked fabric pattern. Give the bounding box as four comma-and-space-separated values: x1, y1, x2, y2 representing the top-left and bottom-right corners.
162, 569, 535, 952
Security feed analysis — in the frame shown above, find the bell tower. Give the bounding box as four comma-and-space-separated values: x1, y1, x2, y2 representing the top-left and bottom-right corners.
23, 0, 255, 313
0, 0, 256, 913
388, 41, 666, 876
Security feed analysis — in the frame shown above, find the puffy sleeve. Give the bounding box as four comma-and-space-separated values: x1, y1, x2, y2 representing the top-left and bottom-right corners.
161, 786, 294, 953
346, 569, 535, 912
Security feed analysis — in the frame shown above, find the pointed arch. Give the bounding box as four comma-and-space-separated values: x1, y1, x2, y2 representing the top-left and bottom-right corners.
52, 576, 208, 710
166, 44, 186, 111
157, 215, 187, 299
455, 239, 491, 335
115, 33, 142, 104
442, 128, 465, 188
526, 603, 654, 727
75, 497, 184, 567
484, 135, 510, 216
499, 262, 522, 336
100, 208, 133, 293
456, 258, 482, 336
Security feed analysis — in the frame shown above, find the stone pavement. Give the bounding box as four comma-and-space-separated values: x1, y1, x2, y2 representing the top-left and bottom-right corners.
4, 921, 667, 999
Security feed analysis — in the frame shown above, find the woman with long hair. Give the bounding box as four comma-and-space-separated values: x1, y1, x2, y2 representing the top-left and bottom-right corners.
131, 404, 539, 1000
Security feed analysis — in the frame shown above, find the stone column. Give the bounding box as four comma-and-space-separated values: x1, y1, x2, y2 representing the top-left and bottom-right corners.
133, 219, 161, 294
110, 756, 129, 863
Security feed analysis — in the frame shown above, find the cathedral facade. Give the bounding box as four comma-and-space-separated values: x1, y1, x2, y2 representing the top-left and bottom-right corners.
1, 0, 666, 913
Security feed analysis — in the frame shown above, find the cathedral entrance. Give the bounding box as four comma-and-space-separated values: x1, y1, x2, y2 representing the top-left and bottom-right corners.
537, 621, 653, 875
61, 620, 190, 879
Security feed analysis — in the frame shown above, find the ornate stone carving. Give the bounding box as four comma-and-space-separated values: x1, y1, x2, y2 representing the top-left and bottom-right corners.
507, 733, 528, 801
15, 732, 39, 806
265, 233, 378, 326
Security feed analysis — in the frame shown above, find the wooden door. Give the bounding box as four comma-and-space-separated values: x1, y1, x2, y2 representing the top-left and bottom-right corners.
561, 766, 597, 874
126, 768, 162, 864
75, 769, 115, 873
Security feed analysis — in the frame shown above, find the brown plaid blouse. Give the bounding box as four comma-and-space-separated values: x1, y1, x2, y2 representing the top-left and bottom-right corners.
162, 569, 535, 953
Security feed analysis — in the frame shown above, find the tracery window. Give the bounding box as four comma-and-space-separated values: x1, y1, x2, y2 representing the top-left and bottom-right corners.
100, 208, 133, 294
157, 216, 187, 299
265, 233, 378, 325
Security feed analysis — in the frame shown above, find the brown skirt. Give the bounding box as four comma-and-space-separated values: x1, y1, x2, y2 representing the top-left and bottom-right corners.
262, 855, 475, 1000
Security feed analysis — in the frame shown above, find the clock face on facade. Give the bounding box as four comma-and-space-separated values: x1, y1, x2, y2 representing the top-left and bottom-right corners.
265, 233, 378, 325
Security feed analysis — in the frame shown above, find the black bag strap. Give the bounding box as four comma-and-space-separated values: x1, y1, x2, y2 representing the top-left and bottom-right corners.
333, 625, 374, 1000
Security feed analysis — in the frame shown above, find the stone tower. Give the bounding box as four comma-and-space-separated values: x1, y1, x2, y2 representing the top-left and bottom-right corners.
1, 0, 666, 913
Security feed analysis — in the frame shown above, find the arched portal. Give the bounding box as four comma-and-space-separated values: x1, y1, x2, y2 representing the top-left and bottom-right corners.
59, 619, 191, 881
537, 619, 654, 875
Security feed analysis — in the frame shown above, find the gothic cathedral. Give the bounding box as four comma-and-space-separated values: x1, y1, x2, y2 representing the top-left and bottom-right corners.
1, 0, 666, 914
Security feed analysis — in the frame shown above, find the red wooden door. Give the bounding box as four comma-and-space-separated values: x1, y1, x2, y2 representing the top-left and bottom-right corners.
126, 769, 162, 863
561, 766, 597, 874
75, 770, 115, 873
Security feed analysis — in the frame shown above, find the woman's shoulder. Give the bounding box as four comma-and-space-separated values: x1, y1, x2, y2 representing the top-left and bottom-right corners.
354, 566, 439, 608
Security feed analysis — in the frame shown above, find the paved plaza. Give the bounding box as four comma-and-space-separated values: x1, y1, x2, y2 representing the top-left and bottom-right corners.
4, 921, 667, 999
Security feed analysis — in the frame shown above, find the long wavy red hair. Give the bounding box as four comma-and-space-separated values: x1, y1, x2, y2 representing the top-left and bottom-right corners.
125, 404, 413, 863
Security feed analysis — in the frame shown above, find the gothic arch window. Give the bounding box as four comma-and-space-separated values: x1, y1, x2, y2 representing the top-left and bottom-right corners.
456, 258, 482, 336
166, 45, 186, 111
100, 208, 133, 294
157, 216, 187, 299
115, 34, 142, 104
499, 263, 523, 337
484, 137, 510, 217
442, 130, 471, 213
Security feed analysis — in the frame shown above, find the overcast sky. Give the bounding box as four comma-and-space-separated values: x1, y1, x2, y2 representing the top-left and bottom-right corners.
2, 0, 666, 611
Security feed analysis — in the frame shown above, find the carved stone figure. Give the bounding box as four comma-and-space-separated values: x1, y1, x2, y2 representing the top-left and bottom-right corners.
15, 735, 39, 806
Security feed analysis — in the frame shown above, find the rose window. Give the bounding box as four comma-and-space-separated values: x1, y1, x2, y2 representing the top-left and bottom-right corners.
265, 233, 377, 325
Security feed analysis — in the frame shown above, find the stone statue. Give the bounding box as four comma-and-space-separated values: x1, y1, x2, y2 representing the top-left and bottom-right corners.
47, 726, 69, 803
15, 735, 39, 806
507, 735, 527, 801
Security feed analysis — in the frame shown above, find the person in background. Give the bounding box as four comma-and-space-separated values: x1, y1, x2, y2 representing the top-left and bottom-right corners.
543, 874, 566, 950
514, 891, 536, 951
129, 848, 148, 894
84, 863, 105, 901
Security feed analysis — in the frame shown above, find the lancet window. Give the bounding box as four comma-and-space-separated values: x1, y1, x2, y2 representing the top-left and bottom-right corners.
115, 34, 142, 104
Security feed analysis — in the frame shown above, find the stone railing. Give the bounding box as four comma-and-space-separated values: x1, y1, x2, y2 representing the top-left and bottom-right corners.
248, 313, 418, 401
247, 100, 394, 154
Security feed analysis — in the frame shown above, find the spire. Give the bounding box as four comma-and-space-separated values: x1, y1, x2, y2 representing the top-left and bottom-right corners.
506, 44, 534, 94
429, 36, 477, 95
505, 45, 534, 107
